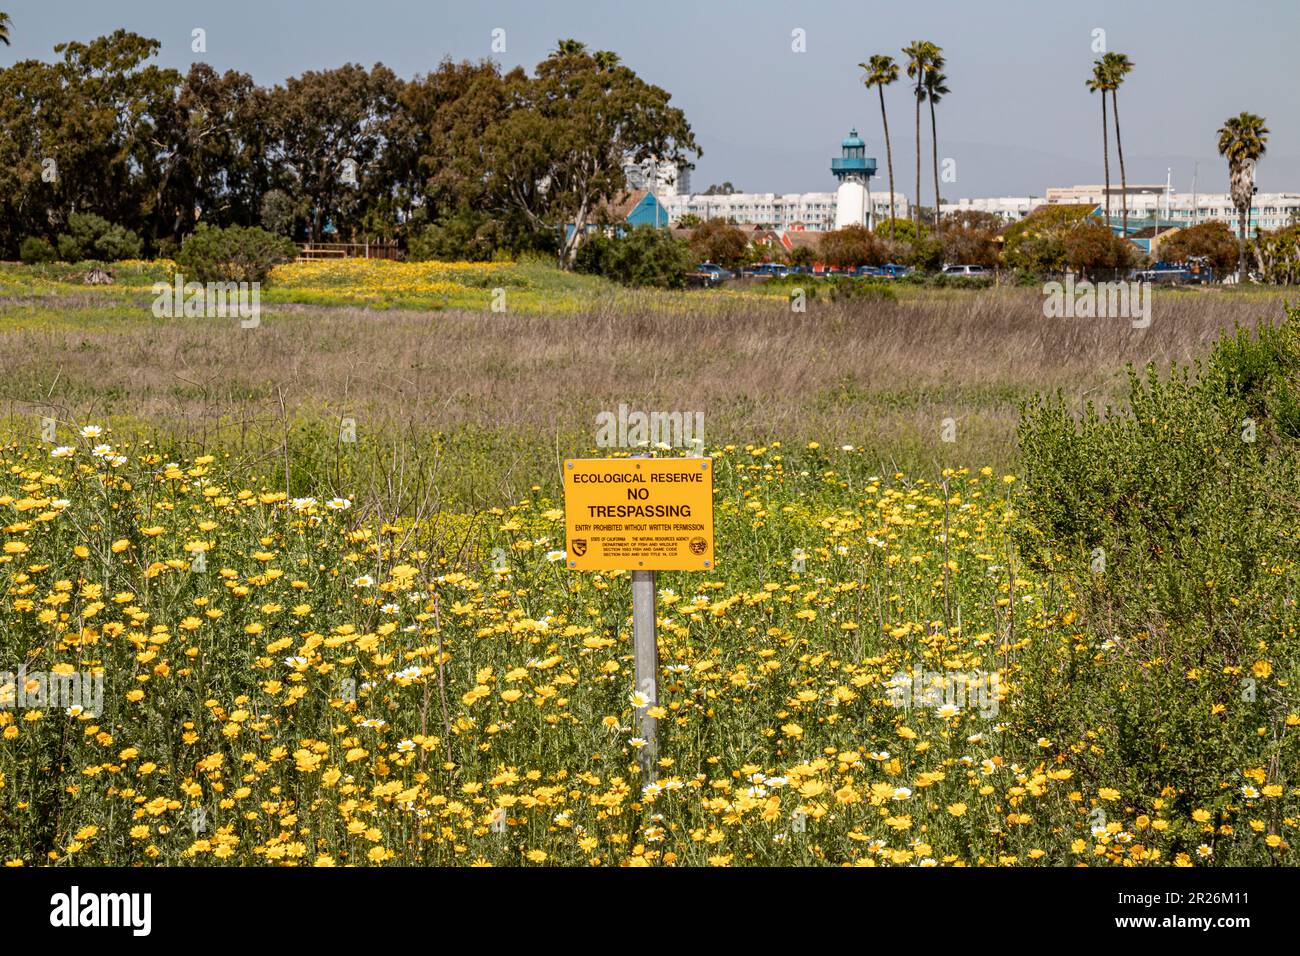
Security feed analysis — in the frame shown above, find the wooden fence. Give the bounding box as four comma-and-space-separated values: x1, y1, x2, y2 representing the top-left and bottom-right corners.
296, 242, 403, 262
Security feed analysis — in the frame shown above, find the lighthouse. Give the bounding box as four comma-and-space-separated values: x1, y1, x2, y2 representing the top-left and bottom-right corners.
831, 128, 878, 230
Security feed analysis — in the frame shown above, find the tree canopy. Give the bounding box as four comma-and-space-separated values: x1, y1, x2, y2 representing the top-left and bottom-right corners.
0, 32, 699, 263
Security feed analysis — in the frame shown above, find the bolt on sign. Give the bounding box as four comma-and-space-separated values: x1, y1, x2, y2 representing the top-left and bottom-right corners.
563, 458, 714, 571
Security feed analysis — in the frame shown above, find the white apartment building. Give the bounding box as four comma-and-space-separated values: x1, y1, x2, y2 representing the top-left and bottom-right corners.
940, 196, 1041, 222
1111, 192, 1300, 234
1044, 184, 1300, 235
624, 158, 691, 198
660, 191, 907, 231
939, 187, 1300, 235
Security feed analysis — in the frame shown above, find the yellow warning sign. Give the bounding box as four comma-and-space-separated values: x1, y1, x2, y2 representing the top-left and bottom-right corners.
563, 458, 715, 571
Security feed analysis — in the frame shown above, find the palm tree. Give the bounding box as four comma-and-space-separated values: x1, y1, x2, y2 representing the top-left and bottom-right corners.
861, 54, 899, 240
1103, 53, 1134, 236
1086, 59, 1114, 225
924, 66, 949, 235
902, 41, 938, 231
551, 38, 588, 58
1217, 112, 1269, 281
592, 50, 620, 71
0, 12, 12, 46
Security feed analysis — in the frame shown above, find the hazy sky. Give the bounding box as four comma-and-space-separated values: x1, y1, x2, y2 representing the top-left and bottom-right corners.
4, 0, 1297, 198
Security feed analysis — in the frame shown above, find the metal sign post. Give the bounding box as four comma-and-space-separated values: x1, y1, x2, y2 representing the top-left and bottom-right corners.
562, 456, 715, 784
631, 568, 659, 777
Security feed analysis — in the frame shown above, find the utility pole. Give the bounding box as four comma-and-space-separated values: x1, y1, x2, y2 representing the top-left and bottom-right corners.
1191, 162, 1199, 227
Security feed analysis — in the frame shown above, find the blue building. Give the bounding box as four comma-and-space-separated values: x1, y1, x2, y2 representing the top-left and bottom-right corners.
566, 188, 669, 242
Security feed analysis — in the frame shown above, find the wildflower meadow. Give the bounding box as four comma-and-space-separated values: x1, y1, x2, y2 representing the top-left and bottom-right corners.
2, 357, 1296, 865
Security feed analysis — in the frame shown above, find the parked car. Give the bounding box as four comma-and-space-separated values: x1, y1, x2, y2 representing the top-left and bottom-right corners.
853, 265, 884, 277
697, 262, 734, 279
1134, 266, 1192, 285
691, 262, 735, 286
740, 263, 789, 279
1135, 260, 1220, 285
942, 264, 991, 278
878, 263, 911, 279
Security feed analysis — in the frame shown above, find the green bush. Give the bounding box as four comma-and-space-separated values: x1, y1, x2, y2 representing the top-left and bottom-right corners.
1254, 224, 1300, 286
408, 211, 498, 262
874, 217, 927, 243
907, 236, 945, 273
893, 272, 994, 290
18, 236, 57, 265
1012, 308, 1300, 848
176, 223, 298, 284
574, 227, 693, 289
825, 277, 898, 303
55, 213, 143, 262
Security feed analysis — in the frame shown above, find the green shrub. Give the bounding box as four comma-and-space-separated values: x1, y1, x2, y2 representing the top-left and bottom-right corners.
573, 227, 693, 289
893, 272, 994, 289
874, 217, 927, 243
55, 213, 143, 262
408, 211, 500, 262
1254, 224, 1300, 286
176, 223, 298, 284
907, 236, 945, 273
18, 236, 57, 265
155, 236, 180, 261
1012, 308, 1300, 846
825, 277, 897, 303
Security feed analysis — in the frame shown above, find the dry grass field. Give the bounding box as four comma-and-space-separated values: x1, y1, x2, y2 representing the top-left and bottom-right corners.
0, 282, 1287, 507
0, 282, 1289, 512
